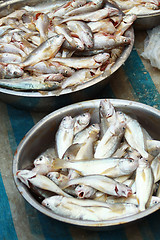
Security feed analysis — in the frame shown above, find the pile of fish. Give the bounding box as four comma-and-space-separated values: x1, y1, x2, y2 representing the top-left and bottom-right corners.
0, 0, 135, 92
112, 0, 160, 15
17, 99, 160, 221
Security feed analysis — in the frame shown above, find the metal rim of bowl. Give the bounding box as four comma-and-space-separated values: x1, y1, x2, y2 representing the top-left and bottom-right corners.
13, 99, 160, 228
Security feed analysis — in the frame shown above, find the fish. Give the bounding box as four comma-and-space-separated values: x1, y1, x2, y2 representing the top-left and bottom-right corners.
0, 10, 26, 26
135, 158, 154, 211
42, 195, 139, 220
61, 69, 92, 89
115, 14, 137, 36
112, 141, 129, 158
47, 172, 69, 185
0, 75, 62, 91
0, 26, 13, 37
32, 154, 55, 175
0, 53, 22, 64
53, 157, 138, 177
16, 170, 71, 198
73, 112, 91, 135
75, 184, 96, 198
94, 121, 126, 158
88, 19, 116, 34
66, 20, 93, 48
62, 175, 132, 197
23, 1, 67, 13
62, 37, 85, 51
51, 53, 110, 69
151, 153, 160, 183
64, 0, 104, 16
55, 116, 75, 159
34, 13, 50, 43
20, 34, 65, 67
146, 139, 160, 156
61, 5, 119, 22
0, 63, 24, 79
25, 61, 75, 77
0, 43, 26, 57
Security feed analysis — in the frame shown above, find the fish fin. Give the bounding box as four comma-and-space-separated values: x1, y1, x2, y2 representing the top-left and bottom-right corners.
52, 158, 67, 170
101, 167, 116, 175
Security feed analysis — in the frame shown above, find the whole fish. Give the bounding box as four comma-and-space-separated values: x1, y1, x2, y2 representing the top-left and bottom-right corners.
0, 75, 62, 91
34, 13, 50, 43
55, 116, 75, 159
51, 53, 110, 69
0, 63, 24, 79
62, 175, 132, 197
135, 158, 154, 211
61, 69, 92, 89
53, 157, 138, 177
42, 195, 139, 221
61, 5, 119, 22
75, 184, 96, 198
0, 43, 26, 57
16, 170, 71, 198
20, 34, 65, 67
66, 20, 93, 48
25, 61, 75, 77
94, 121, 126, 158
0, 53, 22, 64
23, 1, 67, 13
73, 112, 91, 135
64, 0, 104, 16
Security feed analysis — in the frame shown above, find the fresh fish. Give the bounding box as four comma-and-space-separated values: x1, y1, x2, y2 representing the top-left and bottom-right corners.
62, 175, 132, 197
75, 184, 96, 198
32, 154, 55, 175
112, 142, 129, 158
0, 10, 26, 26
61, 69, 92, 89
50, 0, 86, 17
0, 53, 22, 63
94, 121, 126, 158
135, 158, 154, 211
51, 53, 110, 69
20, 34, 65, 67
64, 0, 104, 16
66, 20, 93, 48
146, 140, 160, 156
34, 13, 50, 43
25, 61, 75, 77
115, 15, 137, 36
16, 170, 71, 197
42, 195, 139, 220
53, 157, 138, 177
73, 124, 100, 144
54, 22, 77, 48
88, 32, 131, 50
73, 112, 91, 135
151, 153, 160, 183
0, 75, 62, 91
87, 19, 116, 34
55, 116, 74, 159
124, 114, 153, 160
110, 47, 123, 62
61, 49, 75, 58
0, 63, 24, 79
62, 37, 85, 51
0, 26, 13, 37
0, 43, 26, 57
61, 5, 119, 22
47, 172, 69, 185
23, 1, 66, 13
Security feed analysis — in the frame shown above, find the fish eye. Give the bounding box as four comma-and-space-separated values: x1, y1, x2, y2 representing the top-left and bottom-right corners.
39, 156, 43, 161
129, 159, 133, 162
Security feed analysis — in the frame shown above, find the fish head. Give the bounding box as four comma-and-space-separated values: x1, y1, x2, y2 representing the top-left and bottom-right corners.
33, 155, 51, 167
99, 99, 115, 118
138, 158, 150, 168
119, 158, 138, 174
116, 184, 132, 198
6, 64, 24, 78
42, 195, 63, 208
16, 169, 36, 187
47, 172, 60, 184
75, 112, 91, 126
75, 184, 96, 198
60, 116, 74, 129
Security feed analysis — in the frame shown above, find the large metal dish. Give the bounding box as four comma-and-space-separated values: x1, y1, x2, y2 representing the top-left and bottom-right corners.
134, 11, 160, 30
13, 99, 160, 230
0, 0, 134, 112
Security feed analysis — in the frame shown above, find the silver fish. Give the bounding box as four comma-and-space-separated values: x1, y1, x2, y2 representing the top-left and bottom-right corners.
135, 158, 154, 211
115, 14, 137, 36
66, 20, 93, 48
146, 140, 160, 156
75, 184, 96, 198
51, 53, 110, 69
62, 37, 85, 51
0, 53, 22, 64
53, 157, 138, 177
16, 170, 71, 198
55, 116, 75, 159
0, 75, 62, 91
0, 26, 13, 37
0, 10, 26, 26
87, 19, 116, 34
73, 112, 91, 135
47, 172, 69, 186
20, 34, 65, 67
0, 63, 24, 79
62, 175, 132, 197
34, 13, 50, 43
151, 153, 160, 183
0, 43, 26, 57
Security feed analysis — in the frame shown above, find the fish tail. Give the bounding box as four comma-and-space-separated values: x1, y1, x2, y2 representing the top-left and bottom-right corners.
52, 158, 67, 170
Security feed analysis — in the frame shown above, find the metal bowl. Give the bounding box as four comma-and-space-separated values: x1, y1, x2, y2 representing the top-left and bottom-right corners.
134, 10, 160, 30
0, 0, 134, 112
13, 99, 160, 230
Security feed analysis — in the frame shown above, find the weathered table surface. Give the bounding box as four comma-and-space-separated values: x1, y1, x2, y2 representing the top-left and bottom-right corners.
0, 29, 160, 240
